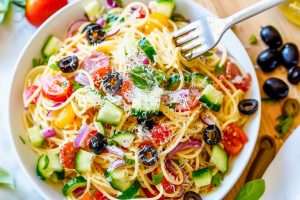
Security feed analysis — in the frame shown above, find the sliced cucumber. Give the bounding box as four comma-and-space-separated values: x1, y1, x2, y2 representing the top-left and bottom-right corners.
42, 36, 62, 57
138, 37, 156, 62
156, 0, 176, 18
75, 149, 94, 174
36, 154, 52, 180
200, 84, 224, 112
210, 145, 228, 173
105, 168, 133, 192
62, 176, 87, 196
131, 87, 163, 119
192, 167, 212, 188
118, 181, 141, 199
96, 100, 124, 126
167, 74, 180, 90
48, 153, 63, 173
190, 73, 211, 89
83, 0, 101, 21
49, 171, 65, 183
28, 125, 44, 147
111, 131, 136, 148
95, 121, 106, 136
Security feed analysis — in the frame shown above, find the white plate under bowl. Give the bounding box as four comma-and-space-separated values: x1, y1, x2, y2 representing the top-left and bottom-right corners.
9, 0, 261, 199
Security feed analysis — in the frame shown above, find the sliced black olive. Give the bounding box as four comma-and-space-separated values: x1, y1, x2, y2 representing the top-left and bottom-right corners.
86, 24, 106, 45
238, 99, 259, 115
263, 78, 289, 100
260, 26, 282, 48
58, 56, 79, 73
138, 119, 155, 130
280, 43, 299, 69
282, 98, 300, 117
89, 133, 107, 155
203, 125, 221, 145
82, 23, 96, 33
257, 49, 280, 72
102, 72, 123, 93
138, 145, 159, 166
183, 191, 202, 200
288, 66, 300, 85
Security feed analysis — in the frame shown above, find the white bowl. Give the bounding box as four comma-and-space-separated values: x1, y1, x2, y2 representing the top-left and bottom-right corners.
9, 0, 261, 199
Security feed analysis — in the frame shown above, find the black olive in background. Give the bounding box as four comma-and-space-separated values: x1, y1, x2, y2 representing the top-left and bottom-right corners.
89, 133, 107, 155
183, 191, 202, 200
138, 145, 159, 166
102, 72, 123, 93
238, 99, 259, 115
203, 125, 222, 145
263, 78, 289, 100
86, 24, 106, 45
280, 43, 299, 69
58, 56, 79, 73
288, 66, 300, 85
257, 49, 280, 72
260, 26, 282, 48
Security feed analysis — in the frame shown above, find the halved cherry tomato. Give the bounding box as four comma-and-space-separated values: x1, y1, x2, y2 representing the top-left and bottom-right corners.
26, 0, 68, 27
59, 142, 79, 169
151, 125, 171, 145
232, 73, 252, 92
143, 12, 170, 34
93, 66, 112, 88
175, 89, 200, 112
142, 187, 165, 200
81, 52, 109, 74
138, 141, 154, 149
83, 130, 98, 148
53, 104, 76, 129
226, 61, 241, 80
118, 76, 133, 104
161, 177, 176, 193
225, 61, 251, 92
222, 123, 248, 155
82, 190, 109, 200
42, 75, 72, 102
23, 85, 40, 105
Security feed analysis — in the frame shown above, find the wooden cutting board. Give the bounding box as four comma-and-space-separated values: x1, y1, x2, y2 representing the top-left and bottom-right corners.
194, 0, 300, 199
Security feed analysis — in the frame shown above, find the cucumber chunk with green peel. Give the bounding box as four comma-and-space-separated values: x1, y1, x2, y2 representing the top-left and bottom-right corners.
138, 37, 156, 62
75, 149, 94, 174
83, 0, 101, 21
42, 36, 62, 57
167, 74, 180, 90
95, 121, 106, 136
210, 145, 228, 173
62, 176, 87, 196
36, 153, 63, 181
118, 181, 141, 199
189, 73, 211, 89
156, 0, 176, 18
96, 100, 124, 126
200, 84, 224, 112
192, 167, 213, 188
105, 168, 133, 192
111, 131, 136, 148
28, 125, 44, 147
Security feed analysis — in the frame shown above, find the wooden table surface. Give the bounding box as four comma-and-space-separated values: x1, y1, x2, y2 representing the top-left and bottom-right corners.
194, 0, 300, 199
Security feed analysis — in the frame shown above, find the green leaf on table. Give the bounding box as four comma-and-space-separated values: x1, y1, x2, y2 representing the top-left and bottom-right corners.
0, 0, 10, 23
130, 66, 156, 90
0, 167, 15, 189
248, 34, 258, 45
11, 0, 25, 9
211, 172, 223, 187
261, 98, 276, 104
235, 179, 265, 200
275, 114, 294, 138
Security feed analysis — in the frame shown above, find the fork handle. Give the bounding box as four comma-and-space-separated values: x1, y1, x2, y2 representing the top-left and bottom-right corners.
224, 0, 286, 29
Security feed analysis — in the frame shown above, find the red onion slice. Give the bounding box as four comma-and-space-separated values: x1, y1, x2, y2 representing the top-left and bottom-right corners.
73, 187, 86, 196
200, 112, 215, 125
167, 139, 203, 158
67, 19, 88, 37
75, 73, 90, 86
74, 124, 91, 148
106, 29, 120, 37
108, 160, 126, 171
42, 127, 56, 139
142, 58, 150, 65
106, 0, 122, 8
96, 18, 106, 26
106, 145, 125, 157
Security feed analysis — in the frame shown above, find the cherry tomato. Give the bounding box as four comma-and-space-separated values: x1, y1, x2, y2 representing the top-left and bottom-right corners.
138, 141, 154, 149
23, 85, 40, 105
82, 190, 109, 200
151, 125, 171, 145
175, 89, 200, 112
143, 12, 170, 34
53, 104, 76, 129
161, 177, 176, 193
26, 0, 68, 27
222, 123, 248, 155
82, 130, 98, 148
225, 62, 252, 92
42, 75, 72, 102
226, 61, 241, 80
81, 52, 109, 74
59, 142, 79, 169
93, 66, 112, 88
233, 73, 252, 92
118, 76, 133, 104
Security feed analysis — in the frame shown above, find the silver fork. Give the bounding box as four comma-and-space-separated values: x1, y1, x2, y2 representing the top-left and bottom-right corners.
173, 0, 286, 60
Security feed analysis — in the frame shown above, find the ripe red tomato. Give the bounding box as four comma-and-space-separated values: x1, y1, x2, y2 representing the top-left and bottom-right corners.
42, 75, 73, 102
138, 141, 154, 149
225, 61, 251, 92
59, 142, 79, 169
93, 66, 112, 88
161, 177, 176, 193
119, 76, 133, 104
82, 190, 109, 200
23, 85, 40, 105
233, 73, 252, 92
26, 0, 68, 27
151, 125, 171, 145
222, 123, 248, 155
82, 130, 97, 148
175, 89, 200, 112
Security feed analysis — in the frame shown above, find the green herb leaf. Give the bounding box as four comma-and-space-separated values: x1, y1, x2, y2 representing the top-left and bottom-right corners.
275, 114, 294, 137
202, 51, 213, 57
171, 13, 188, 22
43, 155, 50, 170
152, 173, 163, 185
261, 98, 276, 104
0, 167, 15, 189
211, 172, 223, 187
49, 61, 59, 70
166, 103, 176, 109
130, 66, 156, 90
153, 70, 167, 85
235, 179, 265, 200
18, 135, 25, 144
0, 0, 10, 23
214, 65, 225, 75
138, 37, 156, 62
188, 51, 193, 60
72, 83, 84, 91
124, 157, 135, 165
248, 34, 258, 45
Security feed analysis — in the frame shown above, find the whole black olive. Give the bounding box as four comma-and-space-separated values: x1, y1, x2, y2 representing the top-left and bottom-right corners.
280, 43, 299, 69
263, 78, 289, 100
89, 133, 107, 155
138, 145, 159, 166
257, 49, 280, 72
102, 72, 123, 93
288, 66, 300, 85
203, 125, 222, 145
238, 99, 259, 115
58, 56, 79, 73
260, 26, 282, 48
86, 24, 106, 45
183, 191, 202, 200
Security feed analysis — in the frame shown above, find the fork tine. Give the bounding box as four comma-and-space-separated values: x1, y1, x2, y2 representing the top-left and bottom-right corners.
180, 37, 205, 52
175, 31, 199, 46
184, 45, 210, 60
172, 22, 198, 38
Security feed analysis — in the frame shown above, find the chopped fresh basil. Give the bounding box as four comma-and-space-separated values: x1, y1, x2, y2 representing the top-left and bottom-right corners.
211, 172, 223, 187
214, 64, 225, 75
138, 37, 156, 62
248, 34, 258, 45
202, 51, 213, 57
124, 157, 135, 165
72, 83, 84, 91
166, 103, 176, 109
153, 70, 167, 85
188, 51, 193, 60
275, 114, 294, 137
152, 173, 163, 185
18, 135, 25, 144
0, 167, 15, 189
130, 66, 156, 90
261, 98, 276, 104
235, 179, 265, 200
